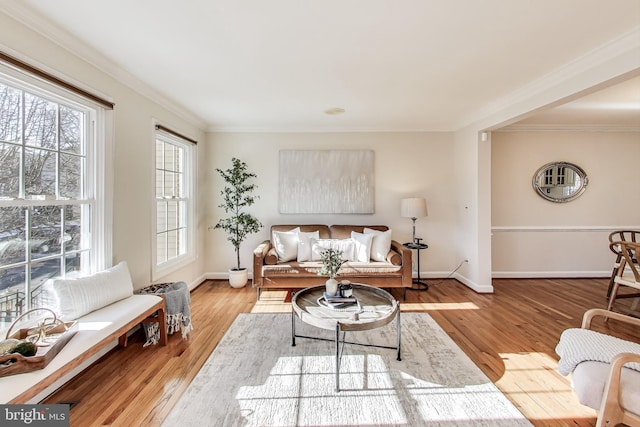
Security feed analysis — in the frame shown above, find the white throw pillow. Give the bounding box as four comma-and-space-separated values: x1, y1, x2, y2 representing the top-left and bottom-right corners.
351, 231, 374, 262
297, 230, 320, 261
310, 238, 355, 262
41, 279, 61, 315
364, 228, 392, 262
272, 228, 300, 262
52, 261, 134, 321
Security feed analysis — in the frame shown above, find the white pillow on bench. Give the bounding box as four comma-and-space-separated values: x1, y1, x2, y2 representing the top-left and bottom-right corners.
51, 261, 134, 321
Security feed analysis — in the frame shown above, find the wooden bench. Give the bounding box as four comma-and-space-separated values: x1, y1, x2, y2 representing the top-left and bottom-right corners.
0, 294, 167, 403
0, 262, 168, 404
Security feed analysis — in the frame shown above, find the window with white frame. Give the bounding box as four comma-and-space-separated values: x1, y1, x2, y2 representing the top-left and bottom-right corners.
0, 65, 110, 329
153, 127, 195, 279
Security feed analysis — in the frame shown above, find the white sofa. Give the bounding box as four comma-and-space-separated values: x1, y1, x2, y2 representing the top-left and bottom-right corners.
0, 262, 167, 403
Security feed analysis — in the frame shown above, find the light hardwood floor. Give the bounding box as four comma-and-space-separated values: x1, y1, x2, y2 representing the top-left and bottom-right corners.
44, 278, 639, 427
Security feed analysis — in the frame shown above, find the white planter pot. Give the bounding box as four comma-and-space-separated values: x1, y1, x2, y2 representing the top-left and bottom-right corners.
228, 268, 248, 288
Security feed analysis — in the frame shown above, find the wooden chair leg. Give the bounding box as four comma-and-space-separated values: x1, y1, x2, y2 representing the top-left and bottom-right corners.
607, 282, 621, 313
607, 266, 618, 299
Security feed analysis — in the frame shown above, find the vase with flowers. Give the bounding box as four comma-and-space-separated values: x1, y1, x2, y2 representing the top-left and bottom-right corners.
318, 248, 346, 296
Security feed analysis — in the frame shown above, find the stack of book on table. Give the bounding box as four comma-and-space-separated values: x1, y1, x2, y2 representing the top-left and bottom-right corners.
319, 292, 359, 310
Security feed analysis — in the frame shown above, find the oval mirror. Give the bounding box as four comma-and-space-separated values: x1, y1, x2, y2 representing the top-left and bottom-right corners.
532, 162, 588, 203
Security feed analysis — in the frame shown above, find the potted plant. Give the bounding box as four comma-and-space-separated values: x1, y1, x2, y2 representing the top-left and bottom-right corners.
317, 248, 346, 296
212, 158, 263, 288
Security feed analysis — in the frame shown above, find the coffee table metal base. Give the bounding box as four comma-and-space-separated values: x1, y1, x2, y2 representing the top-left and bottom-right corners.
291, 299, 401, 392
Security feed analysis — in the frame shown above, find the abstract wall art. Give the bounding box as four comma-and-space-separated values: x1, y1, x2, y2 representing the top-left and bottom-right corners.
279, 150, 374, 214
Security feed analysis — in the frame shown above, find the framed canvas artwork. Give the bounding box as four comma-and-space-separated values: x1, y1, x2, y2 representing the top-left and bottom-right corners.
279, 150, 374, 214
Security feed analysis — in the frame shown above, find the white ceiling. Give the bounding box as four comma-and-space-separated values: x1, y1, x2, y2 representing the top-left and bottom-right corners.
511, 74, 640, 128
2, 0, 640, 132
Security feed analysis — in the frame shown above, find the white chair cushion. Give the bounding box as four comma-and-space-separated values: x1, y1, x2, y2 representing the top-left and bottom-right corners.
51, 261, 134, 321
572, 361, 640, 415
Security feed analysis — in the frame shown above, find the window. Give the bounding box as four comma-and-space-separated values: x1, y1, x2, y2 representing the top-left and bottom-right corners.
0, 67, 110, 329
153, 127, 195, 279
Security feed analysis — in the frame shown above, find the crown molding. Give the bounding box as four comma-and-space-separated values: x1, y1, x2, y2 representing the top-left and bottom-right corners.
205, 125, 451, 133
458, 26, 640, 130
496, 123, 640, 132
1, 4, 208, 130
492, 225, 640, 232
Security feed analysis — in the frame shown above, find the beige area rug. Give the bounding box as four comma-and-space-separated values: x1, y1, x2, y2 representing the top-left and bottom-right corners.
163, 313, 532, 427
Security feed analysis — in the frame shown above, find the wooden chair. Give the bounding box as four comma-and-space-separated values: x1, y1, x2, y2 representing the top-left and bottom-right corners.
608, 240, 640, 314
557, 308, 640, 427
607, 230, 640, 299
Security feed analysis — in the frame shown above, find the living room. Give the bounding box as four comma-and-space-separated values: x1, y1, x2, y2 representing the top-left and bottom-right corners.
0, 1, 639, 426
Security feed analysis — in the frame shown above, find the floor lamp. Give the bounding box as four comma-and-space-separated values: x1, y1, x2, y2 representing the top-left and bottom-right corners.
401, 198, 429, 291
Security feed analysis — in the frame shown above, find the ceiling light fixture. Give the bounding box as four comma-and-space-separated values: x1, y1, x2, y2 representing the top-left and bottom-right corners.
324, 107, 345, 115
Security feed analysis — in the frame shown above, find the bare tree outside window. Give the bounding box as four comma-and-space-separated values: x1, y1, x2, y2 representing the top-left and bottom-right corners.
0, 80, 91, 327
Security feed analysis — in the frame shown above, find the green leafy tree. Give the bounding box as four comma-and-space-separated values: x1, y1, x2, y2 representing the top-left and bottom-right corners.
212, 158, 263, 270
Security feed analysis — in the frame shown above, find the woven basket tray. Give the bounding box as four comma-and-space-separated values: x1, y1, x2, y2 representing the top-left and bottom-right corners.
0, 308, 78, 377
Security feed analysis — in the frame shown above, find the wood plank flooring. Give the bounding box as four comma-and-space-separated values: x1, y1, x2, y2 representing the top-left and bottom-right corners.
44, 278, 639, 427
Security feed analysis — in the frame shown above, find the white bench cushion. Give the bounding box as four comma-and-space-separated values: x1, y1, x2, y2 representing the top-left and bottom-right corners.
0, 294, 162, 403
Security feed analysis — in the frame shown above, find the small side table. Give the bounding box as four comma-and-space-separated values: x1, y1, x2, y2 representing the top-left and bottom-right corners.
403, 239, 429, 291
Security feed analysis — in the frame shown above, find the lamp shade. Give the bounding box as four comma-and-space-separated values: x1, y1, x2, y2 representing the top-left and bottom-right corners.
400, 198, 428, 218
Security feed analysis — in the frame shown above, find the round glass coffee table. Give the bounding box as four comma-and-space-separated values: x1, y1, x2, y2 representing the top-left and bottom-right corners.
291, 283, 401, 392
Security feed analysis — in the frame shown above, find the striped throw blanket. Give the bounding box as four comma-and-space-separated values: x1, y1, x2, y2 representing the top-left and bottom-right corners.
555, 328, 640, 376
141, 281, 193, 346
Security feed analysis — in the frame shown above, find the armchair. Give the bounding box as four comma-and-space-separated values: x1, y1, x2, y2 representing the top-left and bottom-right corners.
556, 308, 640, 427
608, 240, 640, 314
607, 230, 639, 299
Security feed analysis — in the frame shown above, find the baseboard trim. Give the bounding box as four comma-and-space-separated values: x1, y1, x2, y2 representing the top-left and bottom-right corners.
189, 274, 208, 290
452, 273, 494, 293
203, 272, 235, 281
492, 271, 610, 279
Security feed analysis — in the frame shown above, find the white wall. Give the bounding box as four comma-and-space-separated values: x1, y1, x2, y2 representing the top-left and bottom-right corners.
459, 31, 640, 288
452, 128, 490, 292
203, 132, 466, 279
491, 130, 640, 277
0, 12, 207, 290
